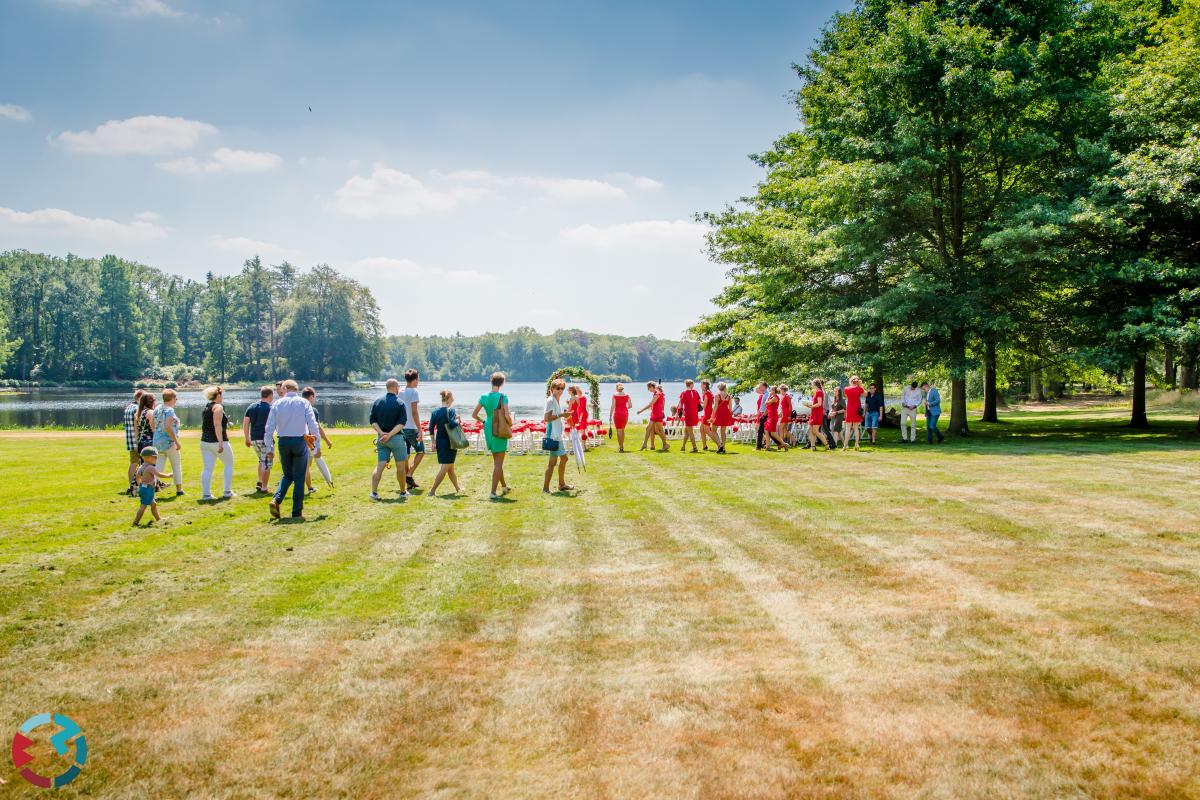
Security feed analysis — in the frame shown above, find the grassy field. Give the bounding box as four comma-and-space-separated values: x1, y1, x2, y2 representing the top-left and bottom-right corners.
1, 403, 1198, 798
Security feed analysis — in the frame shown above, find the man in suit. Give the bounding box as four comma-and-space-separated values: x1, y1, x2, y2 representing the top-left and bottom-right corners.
922, 381, 944, 443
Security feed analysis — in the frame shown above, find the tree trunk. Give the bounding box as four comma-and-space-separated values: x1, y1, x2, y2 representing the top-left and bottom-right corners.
1164, 341, 1176, 389
1032, 369, 1045, 402
949, 330, 970, 436
1180, 343, 1197, 390
981, 337, 999, 422
1130, 354, 1149, 429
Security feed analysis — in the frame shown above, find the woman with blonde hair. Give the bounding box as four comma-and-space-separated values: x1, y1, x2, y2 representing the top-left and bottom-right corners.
427, 389, 464, 496
713, 382, 734, 453
842, 375, 865, 450
472, 371, 512, 499
199, 385, 234, 500
608, 383, 632, 452
300, 386, 334, 492
152, 388, 184, 496
764, 385, 788, 451
803, 379, 830, 451
543, 379, 573, 493
637, 381, 668, 452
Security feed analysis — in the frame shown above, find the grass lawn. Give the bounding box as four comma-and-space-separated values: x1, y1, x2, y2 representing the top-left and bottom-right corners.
1, 403, 1198, 798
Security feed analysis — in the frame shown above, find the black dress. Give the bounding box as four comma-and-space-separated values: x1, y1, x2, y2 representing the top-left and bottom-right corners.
428, 406, 457, 464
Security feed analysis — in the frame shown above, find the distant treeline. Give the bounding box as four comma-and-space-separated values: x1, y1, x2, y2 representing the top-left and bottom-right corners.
387, 328, 701, 381
0, 251, 384, 384
0, 251, 699, 386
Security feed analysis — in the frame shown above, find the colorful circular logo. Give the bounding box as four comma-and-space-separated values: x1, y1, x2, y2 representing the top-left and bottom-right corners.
11, 713, 87, 789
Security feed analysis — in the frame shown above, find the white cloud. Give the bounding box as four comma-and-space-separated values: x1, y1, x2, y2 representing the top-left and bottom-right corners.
0, 205, 168, 242
158, 147, 283, 175
209, 236, 300, 262
561, 219, 706, 248
333, 166, 478, 218
334, 166, 631, 218
440, 169, 626, 199
128, 0, 181, 16
346, 256, 497, 285
44, 0, 182, 17
608, 171, 664, 191
0, 104, 31, 122
54, 115, 217, 155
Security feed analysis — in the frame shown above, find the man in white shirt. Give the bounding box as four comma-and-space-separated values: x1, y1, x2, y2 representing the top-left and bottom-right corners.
398, 369, 424, 490
900, 380, 924, 443
264, 379, 319, 519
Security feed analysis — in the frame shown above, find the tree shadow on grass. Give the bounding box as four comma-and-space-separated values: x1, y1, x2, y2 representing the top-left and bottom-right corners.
942, 413, 1200, 457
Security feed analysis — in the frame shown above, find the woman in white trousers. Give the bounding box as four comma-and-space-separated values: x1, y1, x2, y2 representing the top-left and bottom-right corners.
199, 385, 235, 499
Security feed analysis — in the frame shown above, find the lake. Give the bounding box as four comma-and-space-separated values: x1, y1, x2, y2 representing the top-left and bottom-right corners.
0, 381, 726, 429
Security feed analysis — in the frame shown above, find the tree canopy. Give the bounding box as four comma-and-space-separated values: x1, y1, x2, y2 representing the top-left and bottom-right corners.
692, 0, 1200, 432
0, 251, 383, 383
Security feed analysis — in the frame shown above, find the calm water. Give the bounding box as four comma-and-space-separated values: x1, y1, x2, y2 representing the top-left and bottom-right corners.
0, 382, 719, 428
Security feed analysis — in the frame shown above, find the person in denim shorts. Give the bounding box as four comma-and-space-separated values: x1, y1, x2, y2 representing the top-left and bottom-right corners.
398, 369, 424, 490
370, 379, 410, 500
243, 386, 275, 493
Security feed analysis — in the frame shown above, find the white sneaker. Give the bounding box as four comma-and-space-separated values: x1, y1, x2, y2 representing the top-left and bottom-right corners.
201, 494, 215, 501
398, 491, 409, 499
223, 491, 236, 499
369, 491, 380, 501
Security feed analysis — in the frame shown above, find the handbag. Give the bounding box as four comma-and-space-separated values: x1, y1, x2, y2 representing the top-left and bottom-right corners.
542, 435, 561, 452
446, 411, 470, 450
491, 397, 513, 440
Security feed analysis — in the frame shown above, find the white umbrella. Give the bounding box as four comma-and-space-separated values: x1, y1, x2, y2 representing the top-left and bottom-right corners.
570, 428, 587, 472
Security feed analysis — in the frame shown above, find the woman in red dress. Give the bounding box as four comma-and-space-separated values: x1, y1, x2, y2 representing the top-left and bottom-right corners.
803, 378, 830, 451
764, 385, 788, 450
571, 384, 590, 435
842, 375, 865, 451
698, 379, 716, 451
678, 378, 701, 453
608, 383, 633, 452
637, 381, 669, 452
713, 381, 734, 453
777, 384, 793, 446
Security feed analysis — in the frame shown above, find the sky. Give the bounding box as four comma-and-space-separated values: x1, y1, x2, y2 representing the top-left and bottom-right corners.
0, 0, 847, 339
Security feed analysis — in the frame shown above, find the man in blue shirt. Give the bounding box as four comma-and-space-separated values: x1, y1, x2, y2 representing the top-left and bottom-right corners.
242, 386, 275, 493
921, 381, 944, 443
264, 379, 320, 519
369, 378, 409, 500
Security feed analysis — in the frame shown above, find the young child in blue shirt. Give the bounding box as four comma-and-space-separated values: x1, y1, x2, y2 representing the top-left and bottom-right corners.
133, 446, 170, 526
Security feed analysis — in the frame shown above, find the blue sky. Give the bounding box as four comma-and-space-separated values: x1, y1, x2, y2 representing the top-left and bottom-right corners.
0, 0, 846, 338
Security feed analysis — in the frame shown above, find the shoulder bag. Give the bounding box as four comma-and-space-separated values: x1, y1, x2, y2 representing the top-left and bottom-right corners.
491, 396, 513, 440
446, 410, 470, 450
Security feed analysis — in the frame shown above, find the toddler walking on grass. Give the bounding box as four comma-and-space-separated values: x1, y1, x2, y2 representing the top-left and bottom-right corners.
133, 446, 170, 526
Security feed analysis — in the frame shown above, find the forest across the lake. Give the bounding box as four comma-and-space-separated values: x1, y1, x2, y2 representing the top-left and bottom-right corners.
0, 250, 700, 386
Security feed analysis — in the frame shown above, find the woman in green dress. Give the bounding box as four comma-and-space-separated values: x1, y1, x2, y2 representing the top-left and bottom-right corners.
472, 371, 511, 499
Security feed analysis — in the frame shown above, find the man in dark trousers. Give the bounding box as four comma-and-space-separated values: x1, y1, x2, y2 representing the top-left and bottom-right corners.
754, 381, 769, 449
263, 379, 319, 520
